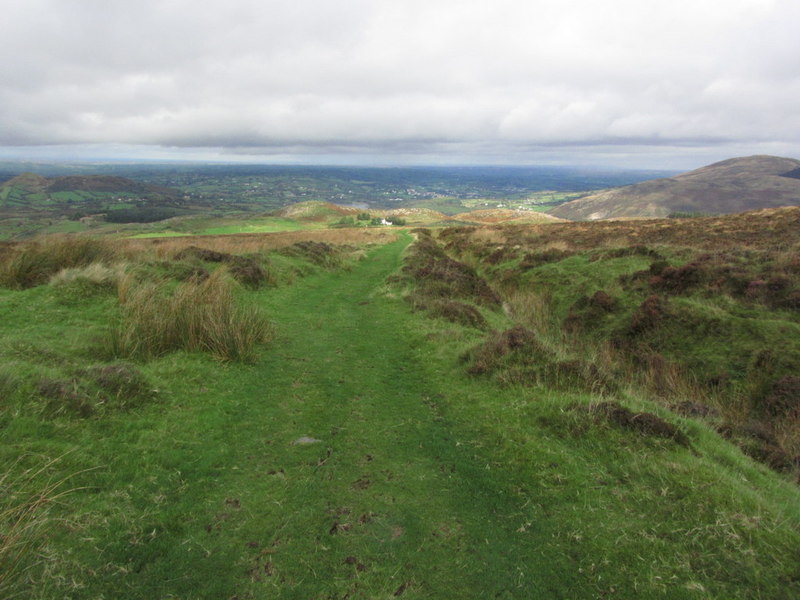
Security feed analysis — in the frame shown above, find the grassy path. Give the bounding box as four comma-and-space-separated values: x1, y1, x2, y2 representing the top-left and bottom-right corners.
9, 236, 800, 599
193, 235, 570, 598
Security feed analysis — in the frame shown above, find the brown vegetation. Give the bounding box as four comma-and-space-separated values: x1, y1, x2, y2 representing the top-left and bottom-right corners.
107, 269, 271, 363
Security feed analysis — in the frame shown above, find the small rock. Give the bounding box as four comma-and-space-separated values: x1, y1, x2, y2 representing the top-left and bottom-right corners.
290, 436, 322, 445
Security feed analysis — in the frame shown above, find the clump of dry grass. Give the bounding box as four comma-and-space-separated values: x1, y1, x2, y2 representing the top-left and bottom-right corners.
503, 288, 562, 341
0, 236, 117, 289
106, 269, 271, 362
0, 456, 79, 597
48, 262, 128, 300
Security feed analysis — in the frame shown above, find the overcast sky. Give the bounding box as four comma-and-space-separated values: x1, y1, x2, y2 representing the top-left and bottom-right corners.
1, 0, 798, 169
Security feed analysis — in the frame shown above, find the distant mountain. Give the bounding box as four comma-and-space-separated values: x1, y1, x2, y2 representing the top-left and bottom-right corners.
548, 155, 800, 220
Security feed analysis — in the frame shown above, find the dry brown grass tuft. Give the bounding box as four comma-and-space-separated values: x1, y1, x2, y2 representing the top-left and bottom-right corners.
0, 235, 117, 289
107, 269, 271, 362
0, 456, 81, 596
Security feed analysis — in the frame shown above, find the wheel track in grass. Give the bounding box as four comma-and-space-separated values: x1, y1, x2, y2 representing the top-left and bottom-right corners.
51, 233, 566, 600
226, 233, 571, 598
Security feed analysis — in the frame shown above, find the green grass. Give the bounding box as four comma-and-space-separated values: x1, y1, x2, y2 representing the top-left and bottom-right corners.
127, 230, 191, 239
199, 218, 312, 235
1, 234, 799, 598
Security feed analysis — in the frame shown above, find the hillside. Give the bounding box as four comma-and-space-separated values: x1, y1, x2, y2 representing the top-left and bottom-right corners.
549, 155, 800, 220
273, 202, 565, 228
273, 200, 359, 220
0, 173, 197, 238
1, 215, 800, 598
452, 208, 565, 225
1, 172, 182, 204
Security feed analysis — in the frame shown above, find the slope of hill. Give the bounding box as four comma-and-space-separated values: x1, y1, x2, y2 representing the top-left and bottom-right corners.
0, 173, 195, 237
1, 229, 799, 598
549, 155, 800, 220
273, 200, 359, 220
453, 208, 565, 225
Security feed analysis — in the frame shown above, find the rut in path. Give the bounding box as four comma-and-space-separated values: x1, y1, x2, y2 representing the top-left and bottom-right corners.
217, 235, 570, 598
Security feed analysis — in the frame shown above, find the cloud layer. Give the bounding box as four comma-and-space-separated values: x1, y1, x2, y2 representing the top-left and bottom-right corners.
2, 0, 799, 166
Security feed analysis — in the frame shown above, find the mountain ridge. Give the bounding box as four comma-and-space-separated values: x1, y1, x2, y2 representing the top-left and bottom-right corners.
548, 155, 800, 220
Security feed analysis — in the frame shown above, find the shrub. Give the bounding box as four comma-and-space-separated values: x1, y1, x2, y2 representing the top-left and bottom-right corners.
564, 290, 618, 333
227, 256, 270, 289
629, 295, 670, 334
763, 376, 800, 418
649, 262, 705, 294
106, 269, 272, 362
462, 326, 546, 375
279, 241, 346, 268
585, 401, 690, 446
519, 248, 573, 269
401, 237, 501, 308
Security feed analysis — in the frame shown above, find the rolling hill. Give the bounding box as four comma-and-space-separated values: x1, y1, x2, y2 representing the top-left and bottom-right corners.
548, 155, 800, 220
0, 172, 182, 205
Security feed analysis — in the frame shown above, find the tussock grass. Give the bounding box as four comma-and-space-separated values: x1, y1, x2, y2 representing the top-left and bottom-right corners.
48, 262, 127, 301
106, 269, 271, 362
0, 236, 117, 289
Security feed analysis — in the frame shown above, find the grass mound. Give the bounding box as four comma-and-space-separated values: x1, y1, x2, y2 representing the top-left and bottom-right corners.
425, 299, 489, 329
462, 326, 616, 393
583, 401, 691, 447
407, 236, 500, 307
278, 240, 349, 268
173, 245, 273, 288
394, 234, 499, 329
34, 363, 156, 418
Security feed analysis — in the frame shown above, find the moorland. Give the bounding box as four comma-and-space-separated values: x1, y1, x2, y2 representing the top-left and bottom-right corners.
1, 161, 800, 599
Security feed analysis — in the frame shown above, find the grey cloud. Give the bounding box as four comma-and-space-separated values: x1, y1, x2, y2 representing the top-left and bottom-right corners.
1, 0, 799, 166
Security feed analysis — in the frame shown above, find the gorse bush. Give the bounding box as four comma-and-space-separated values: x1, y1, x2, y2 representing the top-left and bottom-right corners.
106, 269, 271, 362
0, 236, 117, 289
